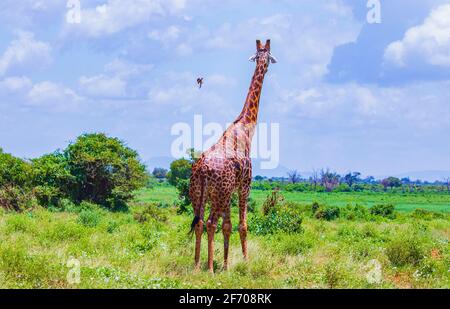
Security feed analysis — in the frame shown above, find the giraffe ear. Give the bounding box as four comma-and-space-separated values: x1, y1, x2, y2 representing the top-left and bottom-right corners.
248, 53, 257, 62
256, 40, 262, 51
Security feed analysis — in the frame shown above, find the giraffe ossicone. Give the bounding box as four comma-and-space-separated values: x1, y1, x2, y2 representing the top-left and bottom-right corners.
189, 39, 276, 273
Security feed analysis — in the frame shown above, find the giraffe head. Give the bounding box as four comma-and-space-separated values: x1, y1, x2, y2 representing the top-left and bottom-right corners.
248, 39, 277, 71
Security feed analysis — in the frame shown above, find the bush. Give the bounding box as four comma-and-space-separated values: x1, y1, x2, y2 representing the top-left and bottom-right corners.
411, 208, 445, 220
249, 203, 302, 235
0, 185, 37, 212
133, 202, 168, 224
370, 204, 396, 219
262, 189, 284, 216
341, 204, 369, 220
175, 179, 191, 214
385, 236, 424, 267
313, 204, 340, 221
76, 202, 103, 227
64, 133, 147, 209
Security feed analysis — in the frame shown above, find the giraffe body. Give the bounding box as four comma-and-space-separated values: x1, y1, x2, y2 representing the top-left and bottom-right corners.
189, 40, 275, 273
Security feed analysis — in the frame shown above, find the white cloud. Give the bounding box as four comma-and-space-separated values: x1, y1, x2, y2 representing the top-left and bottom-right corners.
274, 81, 450, 132
79, 75, 127, 98
64, 0, 186, 38
27, 81, 83, 110
0, 76, 32, 92
0, 30, 52, 76
384, 4, 450, 67
79, 59, 153, 98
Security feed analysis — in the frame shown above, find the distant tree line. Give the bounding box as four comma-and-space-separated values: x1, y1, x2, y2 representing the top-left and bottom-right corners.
251, 169, 450, 193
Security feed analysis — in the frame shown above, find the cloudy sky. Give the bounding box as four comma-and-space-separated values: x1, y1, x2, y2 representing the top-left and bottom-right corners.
0, 0, 449, 177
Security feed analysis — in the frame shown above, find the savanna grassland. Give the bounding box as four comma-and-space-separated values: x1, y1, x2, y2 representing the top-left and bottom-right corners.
0, 184, 449, 289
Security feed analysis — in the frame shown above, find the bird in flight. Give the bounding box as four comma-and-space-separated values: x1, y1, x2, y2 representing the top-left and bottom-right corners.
197, 77, 204, 89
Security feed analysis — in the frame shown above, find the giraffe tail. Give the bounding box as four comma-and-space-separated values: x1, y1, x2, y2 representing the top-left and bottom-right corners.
188, 175, 206, 236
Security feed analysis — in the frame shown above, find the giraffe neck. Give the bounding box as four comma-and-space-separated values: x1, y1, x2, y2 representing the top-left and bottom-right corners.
234, 61, 268, 130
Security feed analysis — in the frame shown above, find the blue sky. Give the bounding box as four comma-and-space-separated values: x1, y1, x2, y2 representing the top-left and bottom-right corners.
0, 0, 449, 178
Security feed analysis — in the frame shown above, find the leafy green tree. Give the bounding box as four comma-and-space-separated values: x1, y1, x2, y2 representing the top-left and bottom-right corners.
31, 152, 74, 206
0, 148, 32, 188
63, 133, 147, 209
152, 167, 168, 179
343, 172, 361, 188
0, 148, 35, 211
381, 177, 402, 190
167, 158, 192, 186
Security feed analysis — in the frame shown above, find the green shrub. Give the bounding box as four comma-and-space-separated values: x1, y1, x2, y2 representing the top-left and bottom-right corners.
411, 208, 444, 220
133, 202, 168, 223
0, 185, 37, 211
341, 204, 369, 220
385, 236, 424, 267
249, 204, 302, 235
175, 179, 191, 214
77, 208, 102, 227
314, 205, 340, 221
262, 189, 284, 216
370, 204, 396, 219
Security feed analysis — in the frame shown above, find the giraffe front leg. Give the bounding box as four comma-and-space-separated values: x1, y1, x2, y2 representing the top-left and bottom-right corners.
194, 218, 204, 271
239, 187, 249, 260
222, 210, 232, 271
206, 213, 218, 274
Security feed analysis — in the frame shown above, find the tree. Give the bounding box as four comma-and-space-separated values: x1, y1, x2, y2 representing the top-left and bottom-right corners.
152, 167, 168, 179
381, 177, 402, 190
310, 169, 320, 190
0, 148, 32, 188
320, 168, 340, 192
343, 172, 361, 187
63, 133, 147, 208
32, 152, 75, 206
254, 175, 264, 181
445, 178, 450, 192
0, 148, 35, 211
167, 158, 192, 186
287, 170, 301, 184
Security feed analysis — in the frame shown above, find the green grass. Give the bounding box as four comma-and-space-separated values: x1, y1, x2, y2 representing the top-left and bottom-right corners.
0, 186, 449, 289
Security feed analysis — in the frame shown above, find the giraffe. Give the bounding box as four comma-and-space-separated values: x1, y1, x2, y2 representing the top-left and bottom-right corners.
189, 39, 277, 273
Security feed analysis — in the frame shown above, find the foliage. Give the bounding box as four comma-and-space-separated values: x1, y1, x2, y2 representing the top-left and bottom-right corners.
340, 204, 369, 220
77, 208, 102, 228
167, 159, 192, 186
0, 185, 38, 211
63, 133, 147, 209
250, 194, 302, 235
31, 152, 74, 207
262, 189, 284, 216
381, 177, 402, 190
175, 179, 191, 214
152, 167, 168, 179
133, 202, 169, 223
0, 148, 32, 188
313, 204, 340, 221
370, 204, 396, 219
386, 235, 424, 267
